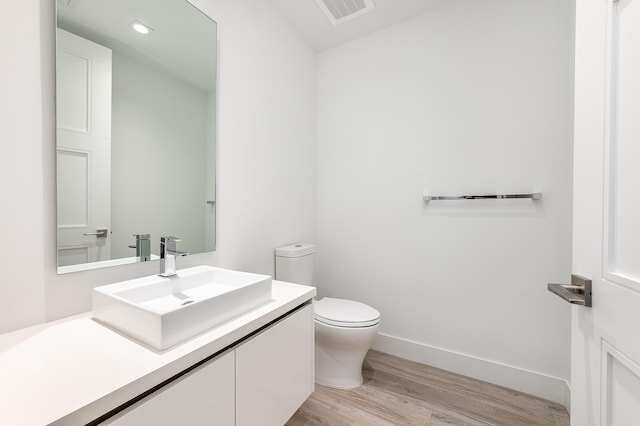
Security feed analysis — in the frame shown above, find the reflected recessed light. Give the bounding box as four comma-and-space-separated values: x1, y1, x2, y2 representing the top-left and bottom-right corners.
130, 20, 153, 35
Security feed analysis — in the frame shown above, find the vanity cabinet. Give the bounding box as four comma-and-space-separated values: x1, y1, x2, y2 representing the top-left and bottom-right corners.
102, 350, 235, 425
98, 303, 313, 426
236, 303, 314, 426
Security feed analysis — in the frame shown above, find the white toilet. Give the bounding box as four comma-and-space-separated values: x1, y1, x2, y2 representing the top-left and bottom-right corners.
275, 243, 381, 389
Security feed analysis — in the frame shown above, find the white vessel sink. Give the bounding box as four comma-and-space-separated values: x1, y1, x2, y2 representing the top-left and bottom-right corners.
92, 266, 272, 350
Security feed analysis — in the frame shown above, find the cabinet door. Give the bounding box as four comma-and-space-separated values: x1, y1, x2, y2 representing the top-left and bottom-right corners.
101, 350, 234, 426
236, 304, 314, 426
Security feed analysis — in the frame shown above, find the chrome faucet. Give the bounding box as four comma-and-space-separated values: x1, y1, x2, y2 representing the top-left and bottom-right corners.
159, 236, 189, 277
128, 234, 151, 262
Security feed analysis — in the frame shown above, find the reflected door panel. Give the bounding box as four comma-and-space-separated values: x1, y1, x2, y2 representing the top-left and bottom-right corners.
56, 29, 112, 266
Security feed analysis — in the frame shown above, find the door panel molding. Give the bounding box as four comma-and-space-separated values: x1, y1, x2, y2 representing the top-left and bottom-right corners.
56, 47, 91, 134
603, 0, 640, 291
601, 340, 640, 426
56, 148, 90, 228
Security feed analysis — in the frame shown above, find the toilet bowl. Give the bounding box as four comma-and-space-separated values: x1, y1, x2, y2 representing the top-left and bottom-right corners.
275, 244, 381, 389
314, 297, 380, 388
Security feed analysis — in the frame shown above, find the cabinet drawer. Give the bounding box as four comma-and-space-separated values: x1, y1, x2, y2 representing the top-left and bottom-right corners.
101, 350, 235, 426
236, 304, 314, 426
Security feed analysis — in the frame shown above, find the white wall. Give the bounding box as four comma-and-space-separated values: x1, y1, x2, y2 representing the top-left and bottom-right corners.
0, 0, 47, 332
0, 0, 316, 331
111, 50, 207, 258
195, 0, 317, 274
316, 0, 574, 404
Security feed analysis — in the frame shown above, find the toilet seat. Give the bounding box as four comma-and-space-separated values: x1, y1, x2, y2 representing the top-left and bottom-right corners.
314, 297, 380, 328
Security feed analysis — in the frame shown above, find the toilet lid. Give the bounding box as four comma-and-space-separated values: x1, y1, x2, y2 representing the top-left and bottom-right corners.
314, 297, 380, 327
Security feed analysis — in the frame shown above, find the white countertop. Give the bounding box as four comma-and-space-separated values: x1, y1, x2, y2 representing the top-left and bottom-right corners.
0, 280, 315, 426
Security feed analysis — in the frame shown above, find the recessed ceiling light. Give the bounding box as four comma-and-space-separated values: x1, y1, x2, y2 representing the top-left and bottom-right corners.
130, 20, 153, 35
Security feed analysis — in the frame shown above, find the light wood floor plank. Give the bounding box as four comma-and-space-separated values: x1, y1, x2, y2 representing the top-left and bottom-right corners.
287, 350, 569, 426
429, 410, 494, 426
363, 354, 555, 426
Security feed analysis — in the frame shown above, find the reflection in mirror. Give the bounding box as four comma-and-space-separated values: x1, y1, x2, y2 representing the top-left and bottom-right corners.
56, 0, 217, 273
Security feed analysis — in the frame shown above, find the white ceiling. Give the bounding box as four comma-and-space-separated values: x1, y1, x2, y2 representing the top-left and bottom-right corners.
268, 0, 461, 51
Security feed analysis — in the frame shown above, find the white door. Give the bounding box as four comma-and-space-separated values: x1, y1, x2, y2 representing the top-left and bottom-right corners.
571, 0, 640, 424
56, 29, 112, 266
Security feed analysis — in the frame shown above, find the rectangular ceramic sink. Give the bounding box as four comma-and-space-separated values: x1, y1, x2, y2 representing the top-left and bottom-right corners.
93, 266, 272, 350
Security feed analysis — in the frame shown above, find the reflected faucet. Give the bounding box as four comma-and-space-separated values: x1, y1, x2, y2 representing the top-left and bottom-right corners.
159, 236, 189, 277
128, 234, 151, 262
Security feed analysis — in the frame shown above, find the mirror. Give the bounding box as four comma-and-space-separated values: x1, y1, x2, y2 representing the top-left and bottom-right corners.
55, 0, 217, 273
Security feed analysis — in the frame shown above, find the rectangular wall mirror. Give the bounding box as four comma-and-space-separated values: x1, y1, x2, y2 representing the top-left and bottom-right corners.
55, 0, 217, 274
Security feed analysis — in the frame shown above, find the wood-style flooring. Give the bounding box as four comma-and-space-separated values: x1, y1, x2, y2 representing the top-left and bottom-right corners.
287, 350, 569, 426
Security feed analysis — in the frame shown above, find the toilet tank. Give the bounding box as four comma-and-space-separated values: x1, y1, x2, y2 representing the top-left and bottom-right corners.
275, 243, 315, 285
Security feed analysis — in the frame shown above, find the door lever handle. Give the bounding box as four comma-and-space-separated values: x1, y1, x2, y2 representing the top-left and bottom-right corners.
548, 274, 592, 307
83, 229, 108, 238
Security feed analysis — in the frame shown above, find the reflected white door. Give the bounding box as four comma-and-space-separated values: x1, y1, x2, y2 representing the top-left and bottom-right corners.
571, 0, 640, 424
56, 29, 112, 266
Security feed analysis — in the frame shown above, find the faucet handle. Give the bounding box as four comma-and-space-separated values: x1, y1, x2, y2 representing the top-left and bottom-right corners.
161, 236, 181, 242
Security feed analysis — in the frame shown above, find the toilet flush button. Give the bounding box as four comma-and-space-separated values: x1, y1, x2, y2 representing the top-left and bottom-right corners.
275, 243, 316, 257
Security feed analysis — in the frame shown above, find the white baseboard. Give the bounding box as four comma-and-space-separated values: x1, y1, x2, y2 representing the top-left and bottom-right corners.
371, 332, 571, 410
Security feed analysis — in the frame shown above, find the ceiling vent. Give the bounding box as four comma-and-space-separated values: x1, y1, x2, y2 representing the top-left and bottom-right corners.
314, 0, 376, 26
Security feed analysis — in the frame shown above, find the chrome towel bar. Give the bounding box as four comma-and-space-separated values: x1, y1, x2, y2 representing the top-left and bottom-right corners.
423, 193, 542, 202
